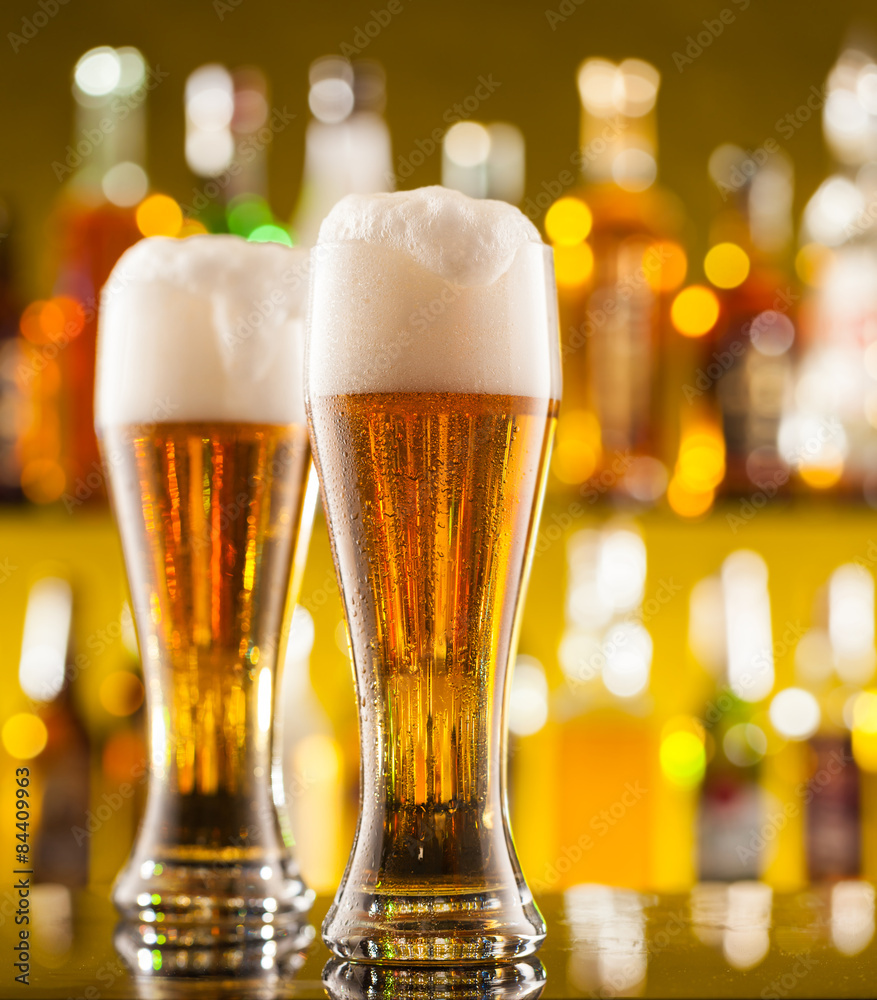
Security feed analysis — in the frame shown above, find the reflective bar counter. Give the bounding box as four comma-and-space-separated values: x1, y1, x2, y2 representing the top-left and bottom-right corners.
4, 885, 877, 998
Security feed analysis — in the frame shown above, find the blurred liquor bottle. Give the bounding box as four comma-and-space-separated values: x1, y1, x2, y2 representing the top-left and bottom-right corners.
515, 524, 662, 891
29, 47, 147, 506
545, 58, 686, 503
700, 145, 798, 496
291, 58, 393, 248
807, 733, 861, 880
441, 120, 526, 205
0, 198, 25, 502
184, 64, 292, 243
792, 565, 869, 880
794, 48, 877, 499
698, 698, 765, 882
689, 556, 775, 882
18, 576, 91, 887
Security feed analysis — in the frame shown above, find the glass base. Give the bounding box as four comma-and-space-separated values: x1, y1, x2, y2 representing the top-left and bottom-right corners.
114, 919, 314, 980
323, 957, 547, 999
322, 884, 545, 964
113, 852, 314, 948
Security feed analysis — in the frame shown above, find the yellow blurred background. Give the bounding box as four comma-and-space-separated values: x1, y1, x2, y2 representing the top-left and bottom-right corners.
4, 0, 877, 915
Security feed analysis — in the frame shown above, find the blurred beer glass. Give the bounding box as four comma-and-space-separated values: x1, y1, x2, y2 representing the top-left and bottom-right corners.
95, 235, 316, 957
306, 187, 560, 962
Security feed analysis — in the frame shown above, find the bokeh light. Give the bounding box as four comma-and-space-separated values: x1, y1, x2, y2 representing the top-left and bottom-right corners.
2, 713, 48, 760
799, 459, 844, 489
248, 224, 294, 247
795, 242, 832, 286
136, 195, 183, 238
102, 730, 147, 785
227, 195, 273, 237
704, 242, 750, 289
667, 475, 714, 518
444, 121, 491, 168
545, 197, 593, 246
645, 240, 687, 292
177, 219, 209, 238
99, 671, 145, 717
74, 47, 122, 98
853, 690, 877, 772
768, 688, 820, 740
676, 425, 726, 492
660, 729, 706, 788
20, 459, 66, 504
671, 285, 720, 337
554, 242, 594, 288
102, 162, 149, 208
508, 656, 549, 735
552, 409, 601, 484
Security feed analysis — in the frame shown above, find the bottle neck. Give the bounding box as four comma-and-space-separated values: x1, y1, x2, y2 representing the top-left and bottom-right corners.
68, 89, 147, 199
579, 106, 658, 189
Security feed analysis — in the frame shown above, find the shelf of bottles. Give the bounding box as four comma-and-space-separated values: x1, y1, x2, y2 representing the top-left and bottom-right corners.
4, 40, 877, 930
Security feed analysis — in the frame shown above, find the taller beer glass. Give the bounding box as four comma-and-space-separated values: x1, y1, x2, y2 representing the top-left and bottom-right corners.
306, 188, 561, 963
95, 236, 316, 953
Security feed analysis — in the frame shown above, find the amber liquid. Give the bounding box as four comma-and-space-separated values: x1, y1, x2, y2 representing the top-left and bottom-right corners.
310, 391, 555, 960
103, 421, 314, 929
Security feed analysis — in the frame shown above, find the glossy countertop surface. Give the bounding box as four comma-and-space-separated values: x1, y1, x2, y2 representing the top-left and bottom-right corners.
5, 882, 877, 998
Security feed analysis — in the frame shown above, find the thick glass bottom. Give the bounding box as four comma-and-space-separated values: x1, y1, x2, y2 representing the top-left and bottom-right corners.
114, 919, 314, 979
322, 883, 546, 964
323, 957, 547, 999
113, 852, 314, 951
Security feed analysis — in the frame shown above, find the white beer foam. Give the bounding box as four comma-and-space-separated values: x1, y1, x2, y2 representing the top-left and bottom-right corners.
96, 235, 309, 427
308, 187, 561, 398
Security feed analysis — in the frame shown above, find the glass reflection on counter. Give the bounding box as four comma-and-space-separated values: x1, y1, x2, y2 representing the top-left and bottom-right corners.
831, 881, 876, 956
564, 884, 648, 998
322, 959, 546, 1000
113, 918, 314, 981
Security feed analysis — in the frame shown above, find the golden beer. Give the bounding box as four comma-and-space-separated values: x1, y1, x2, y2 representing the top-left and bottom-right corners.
96, 234, 316, 970
307, 186, 560, 963
311, 391, 556, 959
105, 421, 314, 929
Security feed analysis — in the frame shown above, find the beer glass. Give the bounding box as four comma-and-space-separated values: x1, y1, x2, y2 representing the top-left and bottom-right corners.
95, 235, 316, 958
306, 189, 560, 962
323, 958, 547, 998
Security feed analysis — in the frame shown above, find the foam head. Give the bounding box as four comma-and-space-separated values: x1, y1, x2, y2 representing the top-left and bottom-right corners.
96, 235, 310, 428
306, 186, 561, 399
